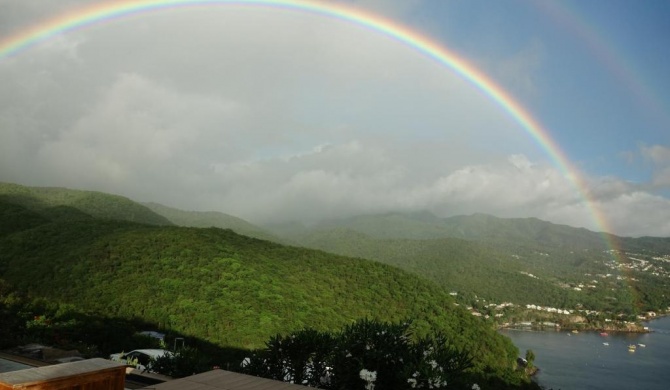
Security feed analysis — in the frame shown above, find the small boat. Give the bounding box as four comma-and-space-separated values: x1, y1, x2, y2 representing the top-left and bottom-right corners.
603, 342, 609, 346
628, 344, 637, 352
600, 332, 609, 336
571, 330, 579, 334
638, 343, 646, 348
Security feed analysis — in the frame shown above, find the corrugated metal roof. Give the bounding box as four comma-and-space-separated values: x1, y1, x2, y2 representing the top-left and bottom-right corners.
141, 369, 314, 390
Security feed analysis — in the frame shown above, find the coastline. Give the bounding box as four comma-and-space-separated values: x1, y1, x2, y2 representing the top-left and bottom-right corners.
495, 311, 670, 334
501, 316, 670, 390
498, 320, 650, 334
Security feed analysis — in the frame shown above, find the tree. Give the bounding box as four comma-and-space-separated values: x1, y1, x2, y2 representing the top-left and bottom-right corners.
524, 350, 535, 370
242, 319, 474, 390
150, 346, 210, 378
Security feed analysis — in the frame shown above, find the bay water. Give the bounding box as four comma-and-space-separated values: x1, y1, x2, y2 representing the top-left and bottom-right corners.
500, 316, 670, 390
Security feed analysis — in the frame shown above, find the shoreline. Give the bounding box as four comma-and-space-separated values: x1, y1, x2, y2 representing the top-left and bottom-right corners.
497, 322, 650, 334
501, 316, 670, 390
495, 312, 670, 334
500, 327, 648, 334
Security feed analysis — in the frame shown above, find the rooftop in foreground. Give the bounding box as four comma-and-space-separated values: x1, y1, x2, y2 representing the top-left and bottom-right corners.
0, 358, 126, 390
141, 369, 312, 390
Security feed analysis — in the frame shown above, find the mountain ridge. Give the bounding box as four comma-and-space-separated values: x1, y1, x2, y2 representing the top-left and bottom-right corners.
0, 182, 172, 226
143, 202, 283, 243
269, 211, 670, 313
3, 182, 668, 316
273, 210, 620, 248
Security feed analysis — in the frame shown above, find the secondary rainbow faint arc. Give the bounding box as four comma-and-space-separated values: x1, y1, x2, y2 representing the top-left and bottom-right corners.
0, 0, 614, 236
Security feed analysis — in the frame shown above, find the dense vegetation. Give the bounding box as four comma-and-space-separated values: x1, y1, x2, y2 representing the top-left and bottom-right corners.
0, 182, 171, 226
0, 183, 534, 387
9, 182, 668, 385
143, 202, 282, 243
242, 318, 529, 390
287, 228, 646, 312
286, 228, 587, 308
270, 212, 670, 314
284, 211, 609, 250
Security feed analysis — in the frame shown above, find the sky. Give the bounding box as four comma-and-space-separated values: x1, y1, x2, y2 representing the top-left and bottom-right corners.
0, 0, 669, 237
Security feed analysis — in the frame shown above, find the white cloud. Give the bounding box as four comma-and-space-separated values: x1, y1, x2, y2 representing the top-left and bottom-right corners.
421, 155, 581, 219
652, 168, 670, 188
1, 2, 669, 238
202, 148, 670, 237
640, 145, 670, 188
595, 192, 670, 237
35, 73, 244, 191
414, 156, 670, 237
641, 145, 670, 165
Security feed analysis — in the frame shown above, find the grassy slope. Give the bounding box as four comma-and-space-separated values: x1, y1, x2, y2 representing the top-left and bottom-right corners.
0, 201, 520, 377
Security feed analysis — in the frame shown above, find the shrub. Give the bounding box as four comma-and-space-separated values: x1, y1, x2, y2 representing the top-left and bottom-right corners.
243, 319, 474, 390
150, 346, 210, 378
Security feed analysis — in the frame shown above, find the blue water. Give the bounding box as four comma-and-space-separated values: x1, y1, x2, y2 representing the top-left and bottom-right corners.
500, 316, 670, 390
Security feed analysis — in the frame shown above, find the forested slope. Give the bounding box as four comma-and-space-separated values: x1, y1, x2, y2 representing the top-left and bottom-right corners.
0, 182, 171, 226
0, 199, 521, 381
290, 228, 589, 307
144, 202, 281, 243
279, 211, 611, 250
278, 213, 670, 313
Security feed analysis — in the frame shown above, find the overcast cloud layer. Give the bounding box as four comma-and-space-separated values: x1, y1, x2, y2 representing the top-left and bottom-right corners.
1, 1, 670, 237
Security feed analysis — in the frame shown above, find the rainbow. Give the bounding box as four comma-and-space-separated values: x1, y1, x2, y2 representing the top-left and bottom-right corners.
0, 1, 620, 249
533, 1, 670, 133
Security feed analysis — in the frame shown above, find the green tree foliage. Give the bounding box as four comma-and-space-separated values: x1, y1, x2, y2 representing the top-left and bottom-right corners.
150, 346, 210, 378
244, 328, 335, 386
243, 319, 476, 390
143, 202, 281, 243
0, 182, 171, 226
283, 219, 670, 313
524, 350, 535, 369
0, 195, 525, 386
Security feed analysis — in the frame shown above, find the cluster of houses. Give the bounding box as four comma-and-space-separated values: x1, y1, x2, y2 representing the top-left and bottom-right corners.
603, 249, 670, 279
465, 301, 515, 318
457, 247, 670, 327
524, 305, 573, 315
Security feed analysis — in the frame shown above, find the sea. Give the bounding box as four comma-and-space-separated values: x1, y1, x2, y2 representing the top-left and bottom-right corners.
500, 316, 670, 390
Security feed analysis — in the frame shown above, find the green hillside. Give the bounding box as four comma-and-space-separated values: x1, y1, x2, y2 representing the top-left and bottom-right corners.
439, 213, 611, 250
0, 182, 171, 226
269, 211, 452, 241
287, 210, 670, 255
289, 228, 605, 308
0, 199, 525, 384
144, 202, 281, 243
279, 211, 611, 250
0, 201, 50, 236
275, 212, 670, 313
